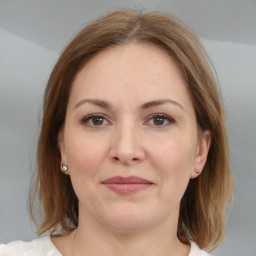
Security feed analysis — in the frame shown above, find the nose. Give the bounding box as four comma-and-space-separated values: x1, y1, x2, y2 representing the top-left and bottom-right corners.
109, 123, 145, 166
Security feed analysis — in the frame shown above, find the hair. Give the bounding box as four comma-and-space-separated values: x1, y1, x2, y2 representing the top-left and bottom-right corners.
29, 9, 233, 252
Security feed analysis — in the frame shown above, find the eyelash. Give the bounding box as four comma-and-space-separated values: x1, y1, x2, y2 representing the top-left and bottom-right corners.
80, 113, 175, 128
145, 114, 175, 128
80, 114, 110, 128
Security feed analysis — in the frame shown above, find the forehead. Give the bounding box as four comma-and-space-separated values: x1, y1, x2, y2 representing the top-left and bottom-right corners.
69, 43, 190, 109
74, 43, 185, 83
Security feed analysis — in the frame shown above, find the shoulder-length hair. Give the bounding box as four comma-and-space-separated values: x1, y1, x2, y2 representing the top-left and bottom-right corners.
30, 9, 233, 252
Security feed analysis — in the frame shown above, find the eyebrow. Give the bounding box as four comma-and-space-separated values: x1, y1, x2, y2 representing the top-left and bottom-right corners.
74, 99, 111, 109
141, 99, 184, 110
74, 98, 184, 110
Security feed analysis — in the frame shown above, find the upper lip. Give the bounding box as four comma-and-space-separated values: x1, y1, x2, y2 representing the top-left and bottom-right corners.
101, 176, 153, 184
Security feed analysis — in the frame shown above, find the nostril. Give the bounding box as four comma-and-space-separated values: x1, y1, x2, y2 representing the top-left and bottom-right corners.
112, 156, 140, 163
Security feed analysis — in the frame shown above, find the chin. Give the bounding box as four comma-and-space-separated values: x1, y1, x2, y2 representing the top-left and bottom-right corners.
98, 206, 158, 233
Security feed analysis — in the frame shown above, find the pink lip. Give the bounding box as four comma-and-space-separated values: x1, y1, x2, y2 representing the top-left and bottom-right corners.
101, 176, 153, 195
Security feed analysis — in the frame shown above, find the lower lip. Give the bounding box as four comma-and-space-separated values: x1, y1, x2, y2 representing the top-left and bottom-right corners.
103, 183, 152, 195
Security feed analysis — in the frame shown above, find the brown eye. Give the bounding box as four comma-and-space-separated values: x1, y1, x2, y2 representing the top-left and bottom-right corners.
146, 114, 174, 127
92, 116, 104, 126
153, 116, 165, 126
81, 114, 110, 128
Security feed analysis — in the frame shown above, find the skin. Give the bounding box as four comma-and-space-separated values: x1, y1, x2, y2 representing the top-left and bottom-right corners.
54, 43, 211, 256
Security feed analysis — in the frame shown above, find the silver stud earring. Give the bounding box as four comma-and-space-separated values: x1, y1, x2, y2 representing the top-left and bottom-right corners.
61, 164, 68, 173
195, 169, 201, 174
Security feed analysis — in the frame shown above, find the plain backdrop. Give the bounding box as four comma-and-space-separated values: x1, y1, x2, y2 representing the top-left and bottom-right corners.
0, 1, 256, 256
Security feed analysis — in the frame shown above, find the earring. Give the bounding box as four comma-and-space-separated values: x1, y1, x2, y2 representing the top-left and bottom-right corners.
195, 169, 201, 174
61, 164, 68, 173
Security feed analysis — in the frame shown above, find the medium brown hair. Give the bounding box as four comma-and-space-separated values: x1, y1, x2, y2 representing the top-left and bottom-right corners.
30, 9, 233, 251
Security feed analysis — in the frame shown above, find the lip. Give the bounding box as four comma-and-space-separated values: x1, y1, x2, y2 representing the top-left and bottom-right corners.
101, 176, 154, 195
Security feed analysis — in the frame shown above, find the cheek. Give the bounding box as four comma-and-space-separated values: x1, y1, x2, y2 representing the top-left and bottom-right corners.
64, 130, 109, 177
148, 135, 196, 194
150, 136, 196, 170
64, 132, 110, 203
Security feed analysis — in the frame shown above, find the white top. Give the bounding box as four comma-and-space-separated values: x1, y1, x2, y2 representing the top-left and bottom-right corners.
0, 237, 211, 256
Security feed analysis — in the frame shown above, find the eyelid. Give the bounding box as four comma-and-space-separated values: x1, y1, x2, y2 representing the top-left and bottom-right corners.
80, 113, 175, 128
145, 113, 175, 127
80, 113, 111, 127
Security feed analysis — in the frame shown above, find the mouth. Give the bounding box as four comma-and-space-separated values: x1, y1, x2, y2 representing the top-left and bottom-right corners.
101, 176, 154, 195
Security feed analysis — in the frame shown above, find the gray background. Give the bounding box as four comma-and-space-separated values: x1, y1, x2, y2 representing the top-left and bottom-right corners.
0, 1, 255, 255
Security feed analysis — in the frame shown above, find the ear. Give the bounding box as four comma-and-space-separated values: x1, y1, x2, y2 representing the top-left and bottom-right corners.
190, 130, 211, 179
58, 129, 69, 175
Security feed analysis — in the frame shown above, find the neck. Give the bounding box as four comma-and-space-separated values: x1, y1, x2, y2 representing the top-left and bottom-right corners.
72, 211, 190, 256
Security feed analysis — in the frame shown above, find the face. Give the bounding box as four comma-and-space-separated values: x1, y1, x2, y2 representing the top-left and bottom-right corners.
59, 43, 211, 233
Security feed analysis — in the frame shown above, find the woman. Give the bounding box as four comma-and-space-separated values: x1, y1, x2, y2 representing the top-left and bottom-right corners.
0, 9, 233, 256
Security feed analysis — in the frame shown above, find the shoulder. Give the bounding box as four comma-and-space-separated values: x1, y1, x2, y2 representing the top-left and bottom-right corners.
189, 241, 212, 256
0, 237, 62, 256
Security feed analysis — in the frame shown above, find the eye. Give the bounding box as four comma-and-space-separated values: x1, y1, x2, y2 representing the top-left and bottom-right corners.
81, 114, 111, 128
146, 114, 174, 127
